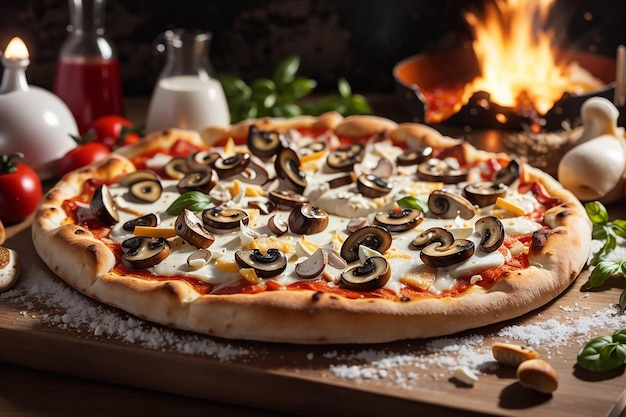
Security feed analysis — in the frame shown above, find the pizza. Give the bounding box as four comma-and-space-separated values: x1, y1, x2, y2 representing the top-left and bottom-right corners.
31, 112, 592, 344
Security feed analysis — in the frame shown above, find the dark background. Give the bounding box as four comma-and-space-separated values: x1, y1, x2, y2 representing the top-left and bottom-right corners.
1, 0, 625, 97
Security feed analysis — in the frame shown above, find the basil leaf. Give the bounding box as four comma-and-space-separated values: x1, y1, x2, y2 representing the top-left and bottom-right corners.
397, 196, 428, 212
285, 77, 317, 100
272, 55, 300, 86
588, 260, 622, 287
592, 223, 608, 240
166, 191, 212, 215
338, 78, 352, 98
613, 328, 626, 344
577, 336, 613, 371
612, 219, 626, 239
620, 289, 626, 314
586, 201, 609, 225
271, 102, 302, 118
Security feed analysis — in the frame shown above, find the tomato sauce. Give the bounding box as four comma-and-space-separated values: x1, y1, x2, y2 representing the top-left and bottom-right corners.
59, 130, 548, 302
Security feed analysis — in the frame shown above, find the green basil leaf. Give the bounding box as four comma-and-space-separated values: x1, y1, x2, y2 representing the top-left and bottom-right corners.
585, 201, 609, 225
272, 55, 300, 86
337, 78, 352, 98
613, 328, 626, 344
577, 336, 613, 371
271, 102, 302, 118
262, 93, 277, 109
611, 219, 626, 239
346, 94, 373, 115
599, 343, 626, 370
620, 289, 626, 314
588, 260, 622, 287
220, 75, 250, 98
284, 77, 317, 100
397, 196, 428, 212
250, 78, 276, 96
592, 223, 608, 240
166, 191, 212, 215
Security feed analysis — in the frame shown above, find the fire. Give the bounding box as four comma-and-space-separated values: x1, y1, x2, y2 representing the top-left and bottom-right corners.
463, 0, 602, 116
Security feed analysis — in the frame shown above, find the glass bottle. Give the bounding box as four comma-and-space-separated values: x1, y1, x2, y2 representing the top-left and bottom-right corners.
54, 0, 124, 134
145, 29, 230, 133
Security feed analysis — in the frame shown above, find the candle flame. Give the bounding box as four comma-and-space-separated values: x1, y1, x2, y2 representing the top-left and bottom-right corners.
4, 37, 29, 60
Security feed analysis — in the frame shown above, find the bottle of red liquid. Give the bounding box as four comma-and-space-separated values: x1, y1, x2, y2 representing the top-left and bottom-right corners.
54, 0, 124, 134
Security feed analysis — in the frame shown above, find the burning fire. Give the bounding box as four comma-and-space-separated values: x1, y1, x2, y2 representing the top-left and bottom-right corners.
462, 0, 602, 117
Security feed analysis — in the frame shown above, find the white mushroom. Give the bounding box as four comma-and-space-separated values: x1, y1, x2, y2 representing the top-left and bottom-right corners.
557, 97, 626, 203
0, 247, 20, 293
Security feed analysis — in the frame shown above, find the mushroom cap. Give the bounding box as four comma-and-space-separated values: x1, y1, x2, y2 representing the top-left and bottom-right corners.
373, 208, 424, 232
420, 239, 475, 268
340, 225, 392, 262
428, 189, 476, 219
475, 216, 505, 253
121, 236, 171, 269
340, 256, 391, 291
234, 248, 287, 278
288, 203, 329, 235
557, 135, 626, 203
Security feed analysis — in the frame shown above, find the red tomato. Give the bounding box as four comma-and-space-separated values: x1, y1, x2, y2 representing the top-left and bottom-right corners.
87, 115, 141, 149
0, 153, 43, 224
58, 142, 111, 177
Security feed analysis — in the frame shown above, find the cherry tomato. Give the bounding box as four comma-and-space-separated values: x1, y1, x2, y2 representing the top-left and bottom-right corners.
58, 142, 111, 177
0, 153, 43, 224
87, 115, 141, 149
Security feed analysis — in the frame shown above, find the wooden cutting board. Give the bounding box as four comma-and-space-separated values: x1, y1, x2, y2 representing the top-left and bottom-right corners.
1, 221, 626, 417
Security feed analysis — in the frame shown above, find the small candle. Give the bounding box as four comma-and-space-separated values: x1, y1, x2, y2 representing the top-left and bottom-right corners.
0, 37, 30, 94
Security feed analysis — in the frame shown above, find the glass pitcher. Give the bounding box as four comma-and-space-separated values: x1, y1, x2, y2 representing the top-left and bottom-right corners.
54, 0, 124, 134
145, 29, 230, 133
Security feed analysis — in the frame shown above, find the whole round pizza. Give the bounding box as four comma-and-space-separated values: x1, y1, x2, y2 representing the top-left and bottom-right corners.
32, 112, 591, 344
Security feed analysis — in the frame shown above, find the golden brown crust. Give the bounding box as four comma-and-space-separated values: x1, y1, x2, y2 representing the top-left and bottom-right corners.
31, 114, 592, 344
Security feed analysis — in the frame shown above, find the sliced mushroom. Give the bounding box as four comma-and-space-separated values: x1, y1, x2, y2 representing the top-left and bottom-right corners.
492, 159, 521, 186
300, 141, 327, 156
417, 158, 468, 184
175, 209, 215, 248
123, 213, 159, 232
288, 203, 329, 235
233, 156, 269, 185
275, 148, 307, 193
322, 242, 347, 269
268, 213, 288, 236
186, 249, 213, 270
234, 248, 287, 278
339, 256, 391, 291
0, 246, 20, 293
410, 227, 455, 250
116, 170, 159, 187
247, 198, 276, 215
213, 153, 251, 178
163, 157, 192, 180
475, 216, 505, 253
420, 239, 475, 268
369, 157, 396, 178
268, 189, 308, 208
428, 189, 477, 219
202, 207, 249, 232
295, 248, 328, 279
177, 169, 219, 194
356, 174, 393, 198
90, 184, 119, 226
187, 151, 220, 172
121, 236, 171, 269
326, 143, 365, 171
129, 179, 163, 203
396, 146, 433, 166
463, 182, 508, 207
327, 173, 355, 189
373, 208, 424, 232
247, 125, 284, 160
346, 217, 369, 233
340, 225, 392, 262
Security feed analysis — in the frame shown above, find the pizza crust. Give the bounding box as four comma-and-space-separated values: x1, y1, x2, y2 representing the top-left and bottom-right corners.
32, 114, 592, 344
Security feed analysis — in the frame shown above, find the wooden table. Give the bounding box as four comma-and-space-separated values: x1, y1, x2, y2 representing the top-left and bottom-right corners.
2, 96, 626, 417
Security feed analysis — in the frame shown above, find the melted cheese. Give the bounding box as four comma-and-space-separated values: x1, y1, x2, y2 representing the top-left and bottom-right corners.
101, 140, 543, 296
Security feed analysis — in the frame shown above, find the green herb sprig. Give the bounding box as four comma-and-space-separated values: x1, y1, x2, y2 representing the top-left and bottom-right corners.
584, 201, 626, 311
166, 191, 212, 215
577, 328, 626, 372
220, 56, 372, 123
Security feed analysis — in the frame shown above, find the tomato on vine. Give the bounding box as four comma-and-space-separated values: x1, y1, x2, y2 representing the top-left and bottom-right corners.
87, 115, 142, 150
58, 132, 111, 177
0, 152, 43, 224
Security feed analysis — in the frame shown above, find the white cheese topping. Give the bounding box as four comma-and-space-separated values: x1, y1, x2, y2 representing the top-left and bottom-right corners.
100, 137, 544, 296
